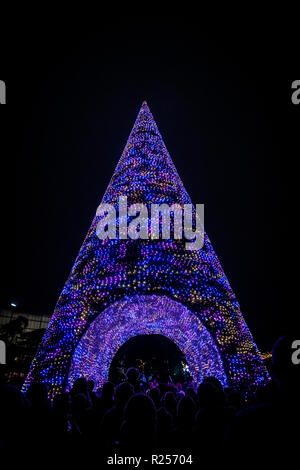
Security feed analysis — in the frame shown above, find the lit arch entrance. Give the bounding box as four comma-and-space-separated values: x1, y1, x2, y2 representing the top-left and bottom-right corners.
68, 295, 228, 389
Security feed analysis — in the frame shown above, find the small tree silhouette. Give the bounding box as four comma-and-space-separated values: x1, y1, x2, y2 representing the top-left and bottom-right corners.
0, 316, 28, 345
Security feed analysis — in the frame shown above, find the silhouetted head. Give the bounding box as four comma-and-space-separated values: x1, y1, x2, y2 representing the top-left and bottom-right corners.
121, 394, 157, 448
72, 377, 88, 395
163, 391, 177, 413
176, 390, 185, 401
177, 396, 196, 426
197, 382, 225, 409
115, 382, 134, 408
101, 381, 115, 400
26, 382, 48, 409
126, 367, 140, 384
203, 376, 223, 393
124, 393, 156, 429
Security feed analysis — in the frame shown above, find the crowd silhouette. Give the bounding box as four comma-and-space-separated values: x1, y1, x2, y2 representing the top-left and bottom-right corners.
0, 336, 299, 464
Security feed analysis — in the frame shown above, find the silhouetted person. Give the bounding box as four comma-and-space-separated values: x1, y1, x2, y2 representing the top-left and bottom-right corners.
177, 395, 196, 427
50, 392, 79, 456
0, 384, 27, 454
171, 396, 196, 451
26, 382, 49, 409
87, 379, 98, 406
95, 381, 115, 419
202, 376, 224, 392
52, 392, 71, 432
101, 381, 134, 448
193, 381, 229, 456
148, 386, 161, 409
162, 391, 177, 418
126, 367, 142, 393
71, 377, 88, 398
157, 406, 173, 449
225, 336, 300, 462
197, 381, 225, 409
120, 393, 157, 452
71, 392, 92, 437
26, 382, 56, 451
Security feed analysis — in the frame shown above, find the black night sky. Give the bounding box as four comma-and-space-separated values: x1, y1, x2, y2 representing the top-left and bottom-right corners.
0, 20, 298, 351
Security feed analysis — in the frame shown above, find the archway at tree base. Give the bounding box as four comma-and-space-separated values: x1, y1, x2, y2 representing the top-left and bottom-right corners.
67, 294, 228, 389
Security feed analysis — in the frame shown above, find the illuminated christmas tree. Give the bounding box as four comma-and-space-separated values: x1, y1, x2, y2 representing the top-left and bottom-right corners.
23, 102, 269, 396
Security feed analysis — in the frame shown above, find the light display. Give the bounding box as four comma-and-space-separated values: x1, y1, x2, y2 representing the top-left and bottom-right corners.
23, 102, 269, 397
68, 295, 228, 388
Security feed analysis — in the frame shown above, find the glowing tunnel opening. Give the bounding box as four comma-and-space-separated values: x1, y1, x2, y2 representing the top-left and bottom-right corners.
68, 295, 228, 389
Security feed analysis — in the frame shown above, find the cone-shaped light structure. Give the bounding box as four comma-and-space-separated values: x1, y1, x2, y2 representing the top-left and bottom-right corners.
23, 102, 269, 396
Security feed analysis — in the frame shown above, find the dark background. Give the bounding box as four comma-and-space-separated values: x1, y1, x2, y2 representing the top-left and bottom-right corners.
0, 19, 298, 351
